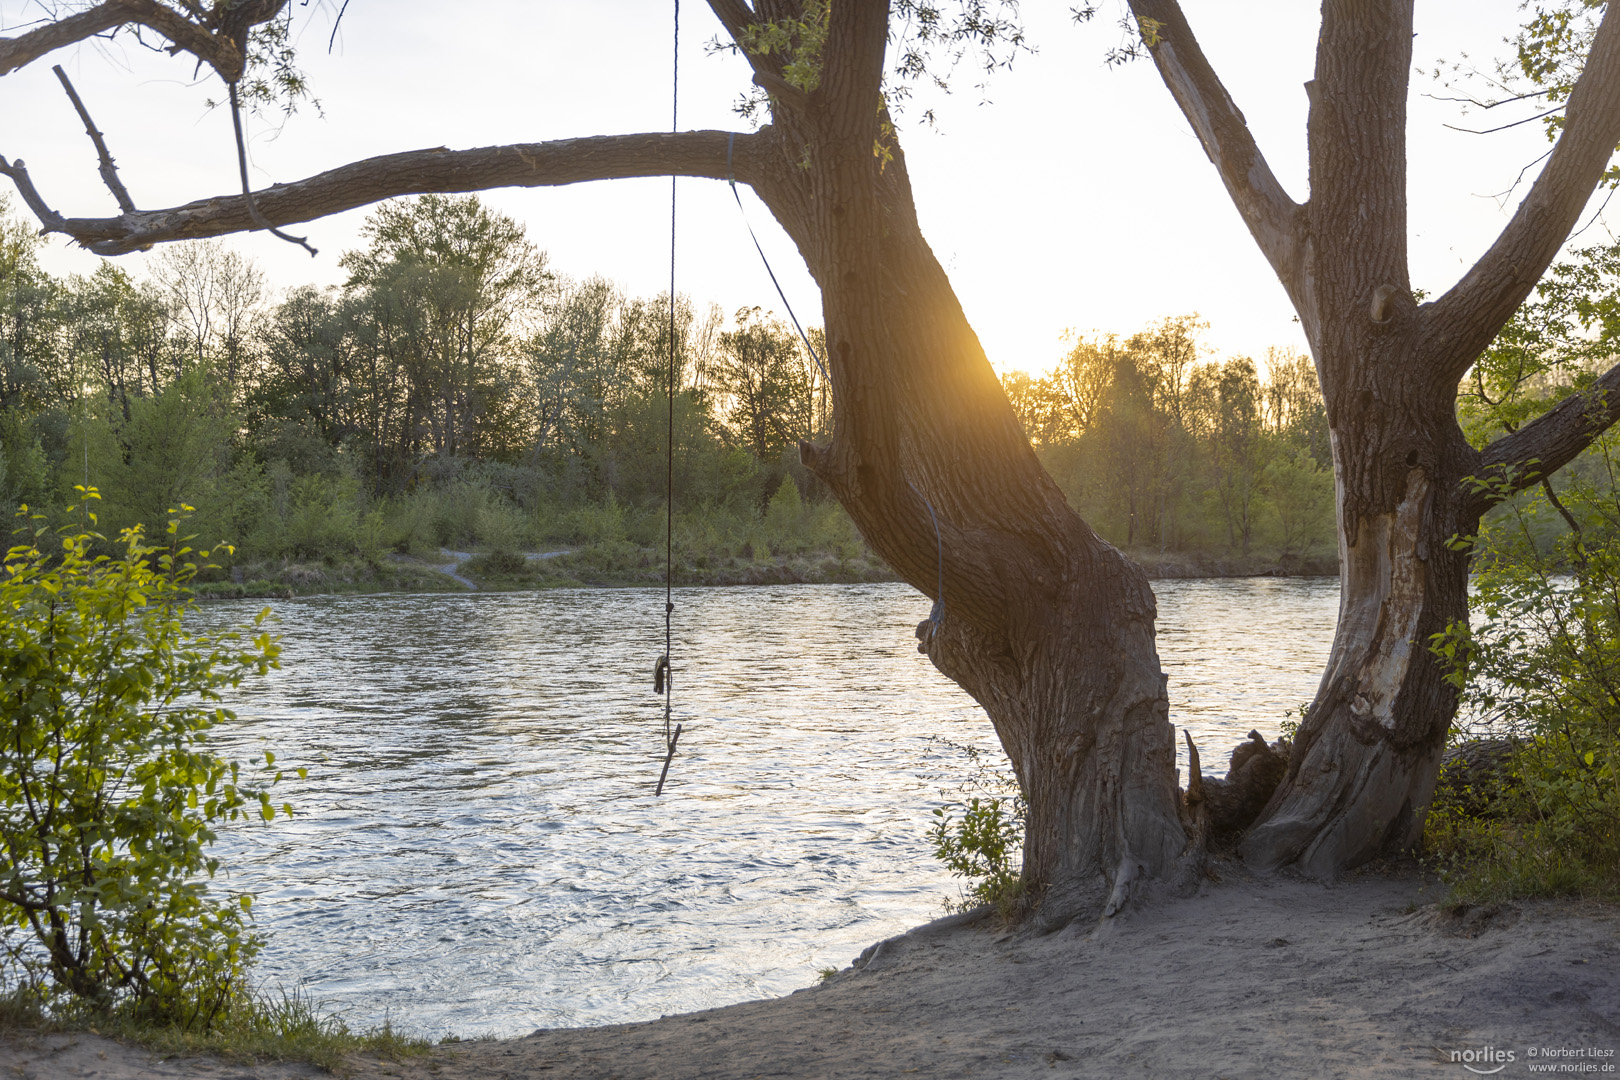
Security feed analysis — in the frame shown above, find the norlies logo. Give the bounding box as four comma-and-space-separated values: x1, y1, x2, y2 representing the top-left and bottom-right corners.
1451, 1046, 1516, 1075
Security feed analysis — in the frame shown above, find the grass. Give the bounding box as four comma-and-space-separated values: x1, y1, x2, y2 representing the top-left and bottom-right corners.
1424, 809, 1620, 906
1422, 744, 1620, 907
192, 555, 479, 599
0, 984, 432, 1074
462, 542, 896, 590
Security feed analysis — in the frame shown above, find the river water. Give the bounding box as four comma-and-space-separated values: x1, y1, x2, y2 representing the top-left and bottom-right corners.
197, 578, 1339, 1038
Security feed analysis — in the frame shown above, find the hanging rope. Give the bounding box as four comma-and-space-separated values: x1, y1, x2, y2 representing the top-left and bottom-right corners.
655, 0, 682, 797
726, 132, 829, 384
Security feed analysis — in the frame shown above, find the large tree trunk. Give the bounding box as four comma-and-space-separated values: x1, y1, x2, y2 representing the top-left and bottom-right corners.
738, 5, 1194, 922
13, 0, 1620, 896
1127, 0, 1620, 877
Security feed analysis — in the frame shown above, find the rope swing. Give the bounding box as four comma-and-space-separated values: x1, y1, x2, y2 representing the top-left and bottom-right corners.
654, 0, 682, 796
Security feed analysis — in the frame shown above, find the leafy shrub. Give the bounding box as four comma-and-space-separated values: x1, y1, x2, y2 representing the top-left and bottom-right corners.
762, 475, 804, 552
1426, 459, 1620, 901
927, 738, 1026, 916
928, 797, 1024, 915
0, 494, 286, 1025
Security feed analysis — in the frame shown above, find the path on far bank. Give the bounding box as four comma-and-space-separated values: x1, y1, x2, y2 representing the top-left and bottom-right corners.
432, 548, 573, 591
4, 869, 1616, 1080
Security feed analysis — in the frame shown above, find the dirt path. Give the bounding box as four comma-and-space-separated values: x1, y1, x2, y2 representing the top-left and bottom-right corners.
431, 549, 572, 591
4, 869, 1616, 1079
434, 550, 479, 591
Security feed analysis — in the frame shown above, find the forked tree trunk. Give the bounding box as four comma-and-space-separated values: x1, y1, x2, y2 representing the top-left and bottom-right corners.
26, 0, 1620, 901
1128, 0, 1620, 876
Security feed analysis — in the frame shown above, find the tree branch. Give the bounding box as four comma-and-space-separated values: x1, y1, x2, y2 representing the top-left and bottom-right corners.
0, 157, 67, 233
0, 0, 260, 82
705, 0, 756, 50
227, 79, 314, 255
1126, 0, 1306, 296
1, 130, 761, 256
52, 64, 136, 214
705, 0, 790, 82
0, 5, 124, 76
1425, 2, 1620, 382
821, 0, 890, 136
1471, 359, 1620, 513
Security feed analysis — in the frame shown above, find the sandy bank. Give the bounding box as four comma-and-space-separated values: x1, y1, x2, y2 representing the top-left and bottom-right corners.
4, 867, 1615, 1079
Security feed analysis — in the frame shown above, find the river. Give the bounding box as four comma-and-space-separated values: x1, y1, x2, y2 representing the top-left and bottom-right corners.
197, 577, 1339, 1038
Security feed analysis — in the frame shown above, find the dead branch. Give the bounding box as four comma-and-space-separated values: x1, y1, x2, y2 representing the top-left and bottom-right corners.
227, 80, 315, 256
0, 157, 67, 233
1124, 0, 1306, 302
52, 64, 136, 214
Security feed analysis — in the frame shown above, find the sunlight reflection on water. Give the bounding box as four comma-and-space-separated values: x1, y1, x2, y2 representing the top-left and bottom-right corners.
195, 578, 1337, 1037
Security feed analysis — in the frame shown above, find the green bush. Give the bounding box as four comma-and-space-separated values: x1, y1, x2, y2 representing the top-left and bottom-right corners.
927, 738, 1026, 916
928, 797, 1024, 915
0, 493, 287, 1025
1426, 457, 1620, 901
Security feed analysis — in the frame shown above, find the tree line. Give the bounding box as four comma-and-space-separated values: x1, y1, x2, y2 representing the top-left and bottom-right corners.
1000, 315, 1335, 566
0, 192, 839, 570
2, 192, 1324, 574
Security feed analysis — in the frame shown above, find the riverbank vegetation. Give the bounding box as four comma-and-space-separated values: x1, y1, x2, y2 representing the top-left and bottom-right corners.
0, 194, 1333, 595
0, 499, 427, 1066
1421, 241, 1620, 904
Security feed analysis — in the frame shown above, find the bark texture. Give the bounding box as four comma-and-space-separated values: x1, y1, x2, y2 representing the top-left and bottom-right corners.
0, 0, 286, 82
1129, 0, 1620, 875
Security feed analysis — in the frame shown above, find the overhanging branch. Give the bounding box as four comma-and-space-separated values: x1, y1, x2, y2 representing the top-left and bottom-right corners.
0, 5, 124, 76
1, 130, 761, 256
1126, 0, 1306, 297
1424, 2, 1620, 382
1471, 359, 1620, 513
0, 0, 270, 82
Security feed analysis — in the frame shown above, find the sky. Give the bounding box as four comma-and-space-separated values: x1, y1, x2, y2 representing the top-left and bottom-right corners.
1, 1, 1609, 377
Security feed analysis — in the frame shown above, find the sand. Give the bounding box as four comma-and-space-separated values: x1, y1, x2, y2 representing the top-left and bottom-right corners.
5, 865, 1616, 1080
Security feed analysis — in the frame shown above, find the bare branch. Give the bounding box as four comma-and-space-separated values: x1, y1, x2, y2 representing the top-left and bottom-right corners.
1, 130, 761, 255
52, 64, 136, 214
0, 157, 67, 233
1425, 3, 1620, 381
327, 0, 350, 52
227, 80, 314, 255
1471, 359, 1620, 512
1442, 103, 1565, 136
1422, 88, 1552, 110
1125, 0, 1305, 296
